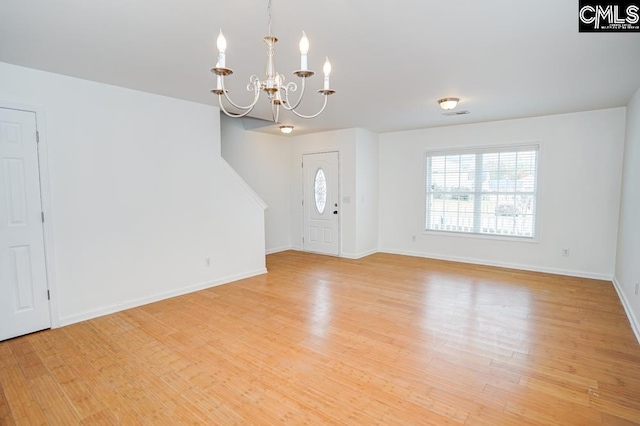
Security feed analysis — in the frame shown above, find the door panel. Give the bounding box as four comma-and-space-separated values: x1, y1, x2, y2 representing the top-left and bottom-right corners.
303, 152, 339, 256
0, 107, 50, 341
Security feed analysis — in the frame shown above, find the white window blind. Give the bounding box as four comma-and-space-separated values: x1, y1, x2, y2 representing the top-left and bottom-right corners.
425, 145, 539, 238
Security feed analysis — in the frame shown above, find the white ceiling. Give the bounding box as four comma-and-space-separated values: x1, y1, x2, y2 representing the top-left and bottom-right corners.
1, 0, 639, 136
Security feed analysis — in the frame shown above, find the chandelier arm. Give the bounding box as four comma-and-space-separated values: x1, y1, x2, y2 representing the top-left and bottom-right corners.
280, 78, 306, 111
288, 94, 329, 119
220, 76, 262, 111
218, 95, 256, 118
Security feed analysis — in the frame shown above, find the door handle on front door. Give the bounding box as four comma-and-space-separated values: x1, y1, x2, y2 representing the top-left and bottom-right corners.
333, 210, 338, 214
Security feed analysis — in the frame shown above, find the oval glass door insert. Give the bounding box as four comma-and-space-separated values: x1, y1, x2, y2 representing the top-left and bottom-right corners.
314, 168, 327, 214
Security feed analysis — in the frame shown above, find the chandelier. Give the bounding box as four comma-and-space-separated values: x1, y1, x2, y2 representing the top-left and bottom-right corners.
211, 0, 335, 123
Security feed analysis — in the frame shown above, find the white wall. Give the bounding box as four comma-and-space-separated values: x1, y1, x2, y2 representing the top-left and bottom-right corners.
0, 62, 266, 325
354, 129, 380, 257
220, 116, 290, 254
615, 86, 640, 341
379, 109, 626, 279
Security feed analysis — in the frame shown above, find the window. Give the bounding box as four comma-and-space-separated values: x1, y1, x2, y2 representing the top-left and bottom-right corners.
314, 168, 327, 214
425, 145, 539, 238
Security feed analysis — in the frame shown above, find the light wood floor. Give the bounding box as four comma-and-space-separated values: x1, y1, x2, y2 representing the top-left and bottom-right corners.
1, 251, 640, 425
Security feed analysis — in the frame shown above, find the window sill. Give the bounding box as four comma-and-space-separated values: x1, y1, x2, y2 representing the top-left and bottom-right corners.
423, 229, 539, 244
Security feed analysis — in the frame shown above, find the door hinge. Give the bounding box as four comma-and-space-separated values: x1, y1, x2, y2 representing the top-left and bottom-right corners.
47, 290, 50, 300
302, 199, 304, 206
301, 161, 304, 168
36, 131, 40, 143
41, 212, 45, 223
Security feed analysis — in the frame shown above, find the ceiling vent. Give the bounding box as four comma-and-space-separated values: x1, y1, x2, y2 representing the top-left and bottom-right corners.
442, 110, 470, 117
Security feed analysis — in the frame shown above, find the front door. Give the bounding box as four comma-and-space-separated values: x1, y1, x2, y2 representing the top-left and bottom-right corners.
0, 107, 51, 341
302, 152, 339, 256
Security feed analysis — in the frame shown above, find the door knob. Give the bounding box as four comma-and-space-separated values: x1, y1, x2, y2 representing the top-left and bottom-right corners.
333, 210, 338, 214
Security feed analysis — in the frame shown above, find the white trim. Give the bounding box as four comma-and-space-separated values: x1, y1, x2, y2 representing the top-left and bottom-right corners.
278, 245, 615, 283
341, 249, 378, 260
219, 158, 268, 210
0, 101, 60, 329
35, 108, 61, 329
423, 229, 539, 244
379, 248, 613, 281
265, 246, 292, 255
58, 267, 268, 327
288, 245, 611, 281
612, 276, 640, 345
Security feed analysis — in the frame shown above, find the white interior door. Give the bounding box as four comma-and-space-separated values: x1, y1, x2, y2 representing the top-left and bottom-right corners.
0, 107, 50, 341
303, 152, 339, 256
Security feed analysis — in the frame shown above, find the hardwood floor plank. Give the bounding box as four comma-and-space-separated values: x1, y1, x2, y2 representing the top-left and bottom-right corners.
483, 382, 604, 425
0, 363, 48, 424
602, 411, 640, 426
1, 251, 640, 424
0, 382, 16, 426
0, 343, 18, 370
10, 338, 49, 381
28, 375, 80, 424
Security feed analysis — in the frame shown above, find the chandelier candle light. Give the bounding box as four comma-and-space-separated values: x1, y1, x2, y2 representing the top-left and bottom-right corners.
211, 0, 335, 122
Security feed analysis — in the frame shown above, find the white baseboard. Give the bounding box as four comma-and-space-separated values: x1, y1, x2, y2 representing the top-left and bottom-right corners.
265, 246, 377, 259
58, 268, 268, 327
265, 246, 293, 255
378, 248, 613, 281
285, 246, 611, 280
612, 276, 640, 345
286, 247, 378, 260
341, 249, 378, 260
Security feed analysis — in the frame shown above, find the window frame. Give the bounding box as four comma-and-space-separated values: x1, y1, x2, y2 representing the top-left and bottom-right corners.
424, 143, 540, 241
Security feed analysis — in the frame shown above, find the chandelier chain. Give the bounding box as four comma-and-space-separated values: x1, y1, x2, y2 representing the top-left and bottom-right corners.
267, 0, 273, 38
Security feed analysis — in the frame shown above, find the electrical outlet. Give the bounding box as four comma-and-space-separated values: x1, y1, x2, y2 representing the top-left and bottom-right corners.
562, 248, 570, 257
205, 257, 211, 267
412, 235, 417, 242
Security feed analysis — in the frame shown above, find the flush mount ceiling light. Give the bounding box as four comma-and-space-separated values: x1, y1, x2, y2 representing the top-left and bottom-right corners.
438, 97, 460, 110
279, 125, 294, 134
211, 0, 335, 122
